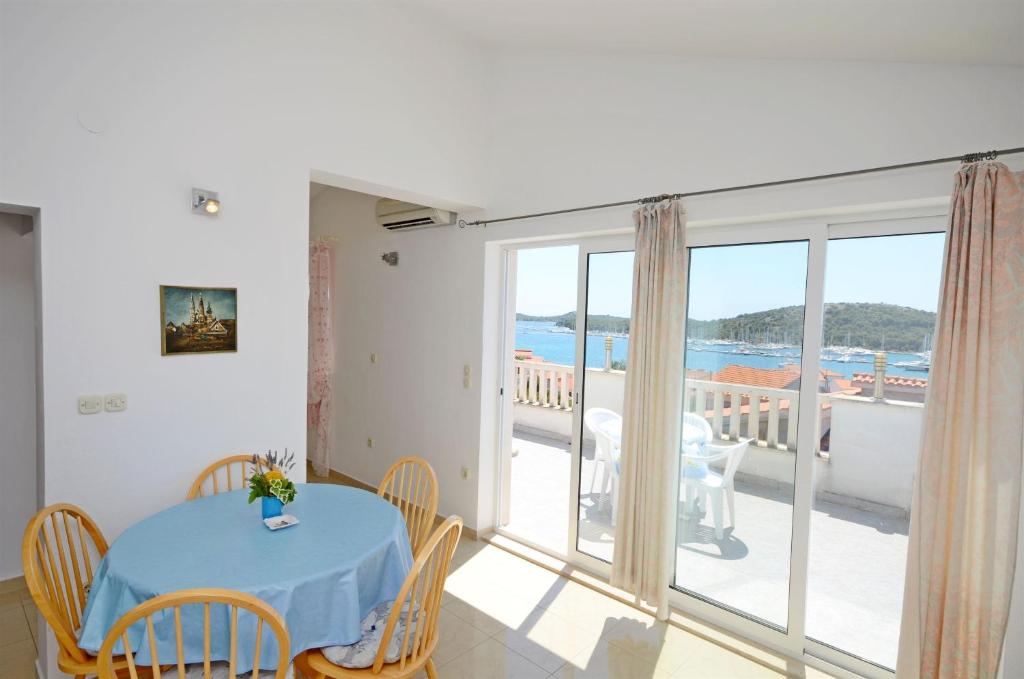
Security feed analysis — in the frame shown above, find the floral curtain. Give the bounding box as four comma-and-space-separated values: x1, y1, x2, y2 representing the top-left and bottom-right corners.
897, 162, 1024, 678
610, 199, 688, 620
308, 242, 335, 478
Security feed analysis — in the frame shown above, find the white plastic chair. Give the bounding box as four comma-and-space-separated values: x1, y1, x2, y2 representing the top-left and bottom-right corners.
583, 408, 622, 514
683, 412, 713, 446
680, 438, 752, 540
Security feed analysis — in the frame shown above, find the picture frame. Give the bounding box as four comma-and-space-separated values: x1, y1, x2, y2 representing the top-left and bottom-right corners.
160, 285, 238, 356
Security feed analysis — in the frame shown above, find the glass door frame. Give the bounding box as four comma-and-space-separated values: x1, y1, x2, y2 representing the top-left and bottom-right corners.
492, 205, 947, 679
668, 210, 948, 679
668, 218, 827, 672
493, 233, 633, 576
568, 234, 636, 577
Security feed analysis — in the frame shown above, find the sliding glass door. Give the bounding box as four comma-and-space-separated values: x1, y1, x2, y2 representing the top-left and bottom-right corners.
573, 246, 635, 565
670, 215, 946, 678
496, 236, 633, 572
496, 212, 946, 678
674, 240, 810, 630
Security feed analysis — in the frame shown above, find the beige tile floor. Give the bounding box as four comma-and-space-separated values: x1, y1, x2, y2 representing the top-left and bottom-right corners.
0, 577, 39, 679
425, 537, 837, 679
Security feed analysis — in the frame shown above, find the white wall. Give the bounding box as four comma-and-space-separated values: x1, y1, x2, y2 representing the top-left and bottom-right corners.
0, 215, 38, 580
826, 396, 923, 512
0, 0, 487, 545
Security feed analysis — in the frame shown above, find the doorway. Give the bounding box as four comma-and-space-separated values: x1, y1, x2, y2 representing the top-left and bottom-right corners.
0, 209, 41, 583
496, 235, 635, 572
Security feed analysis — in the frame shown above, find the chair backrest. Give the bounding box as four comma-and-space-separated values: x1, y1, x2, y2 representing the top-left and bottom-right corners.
377, 456, 439, 556
720, 439, 753, 485
96, 588, 290, 679
584, 407, 620, 435
683, 412, 713, 441
371, 516, 463, 674
187, 454, 274, 500
22, 503, 109, 664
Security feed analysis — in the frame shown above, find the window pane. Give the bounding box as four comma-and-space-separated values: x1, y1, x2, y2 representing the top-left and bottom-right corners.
577, 250, 634, 563
674, 240, 809, 630
806, 232, 945, 668
501, 245, 579, 555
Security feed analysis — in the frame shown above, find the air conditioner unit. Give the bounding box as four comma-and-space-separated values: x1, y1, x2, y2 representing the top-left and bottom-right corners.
375, 199, 455, 231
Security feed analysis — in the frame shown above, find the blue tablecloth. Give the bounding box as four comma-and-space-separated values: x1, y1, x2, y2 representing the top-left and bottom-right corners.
78, 484, 413, 672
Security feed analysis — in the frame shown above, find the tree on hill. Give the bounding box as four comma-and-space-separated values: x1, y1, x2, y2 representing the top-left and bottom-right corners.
518, 303, 935, 352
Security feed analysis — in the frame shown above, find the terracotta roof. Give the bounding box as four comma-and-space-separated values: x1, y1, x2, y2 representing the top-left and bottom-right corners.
852, 372, 928, 388
713, 365, 800, 390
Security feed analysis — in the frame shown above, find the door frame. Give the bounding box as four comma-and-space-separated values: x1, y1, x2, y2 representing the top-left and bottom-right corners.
669, 209, 947, 679
568, 234, 636, 577
491, 204, 948, 679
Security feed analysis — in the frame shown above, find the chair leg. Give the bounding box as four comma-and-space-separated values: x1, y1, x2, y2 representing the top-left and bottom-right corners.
726, 486, 736, 528
598, 460, 611, 510
610, 473, 619, 527
425, 658, 439, 679
712, 490, 724, 540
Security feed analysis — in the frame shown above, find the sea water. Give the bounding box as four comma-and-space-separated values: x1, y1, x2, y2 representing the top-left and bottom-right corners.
515, 321, 927, 380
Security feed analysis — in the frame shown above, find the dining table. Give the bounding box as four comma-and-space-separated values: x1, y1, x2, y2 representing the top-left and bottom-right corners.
77, 483, 414, 673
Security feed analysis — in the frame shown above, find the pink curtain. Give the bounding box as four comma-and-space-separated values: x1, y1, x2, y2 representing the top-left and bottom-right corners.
897, 162, 1024, 679
308, 242, 335, 478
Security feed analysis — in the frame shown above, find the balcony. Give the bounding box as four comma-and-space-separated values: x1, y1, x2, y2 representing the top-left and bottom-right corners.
502, 360, 922, 670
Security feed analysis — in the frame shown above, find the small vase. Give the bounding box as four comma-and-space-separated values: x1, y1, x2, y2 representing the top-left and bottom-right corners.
261, 496, 284, 520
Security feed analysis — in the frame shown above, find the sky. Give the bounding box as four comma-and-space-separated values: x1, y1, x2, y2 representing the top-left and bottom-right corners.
515, 232, 946, 320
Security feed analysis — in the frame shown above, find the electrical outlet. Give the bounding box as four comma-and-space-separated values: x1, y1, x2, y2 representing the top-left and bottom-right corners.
460, 466, 472, 480
367, 437, 374, 448
370, 353, 378, 364
78, 395, 103, 415
463, 364, 471, 389
104, 393, 127, 412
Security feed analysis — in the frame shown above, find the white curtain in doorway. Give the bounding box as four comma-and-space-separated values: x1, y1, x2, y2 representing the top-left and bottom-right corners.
610, 199, 688, 619
308, 242, 335, 478
896, 162, 1024, 679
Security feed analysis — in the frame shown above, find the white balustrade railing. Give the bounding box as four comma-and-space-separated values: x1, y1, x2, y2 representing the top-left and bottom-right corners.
513, 361, 574, 410
685, 379, 799, 450
513, 364, 832, 453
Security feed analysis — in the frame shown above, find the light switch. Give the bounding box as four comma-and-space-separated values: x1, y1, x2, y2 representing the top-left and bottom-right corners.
463, 364, 471, 389
104, 393, 127, 412
78, 395, 103, 415
370, 353, 378, 364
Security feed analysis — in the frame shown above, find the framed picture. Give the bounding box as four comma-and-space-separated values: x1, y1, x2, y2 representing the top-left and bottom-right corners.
160, 285, 238, 356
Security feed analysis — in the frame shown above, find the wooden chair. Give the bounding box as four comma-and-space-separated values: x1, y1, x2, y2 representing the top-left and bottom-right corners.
96, 588, 291, 679
186, 455, 275, 500
297, 516, 463, 679
22, 503, 135, 678
376, 457, 439, 556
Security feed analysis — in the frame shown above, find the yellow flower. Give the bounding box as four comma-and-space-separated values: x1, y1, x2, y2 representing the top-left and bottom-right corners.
265, 470, 286, 481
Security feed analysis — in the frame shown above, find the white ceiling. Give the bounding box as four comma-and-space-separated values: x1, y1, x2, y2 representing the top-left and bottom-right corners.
400, 1, 1024, 66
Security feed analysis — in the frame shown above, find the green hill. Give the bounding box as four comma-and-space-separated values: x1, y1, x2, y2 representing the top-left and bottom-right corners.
517, 303, 936, 352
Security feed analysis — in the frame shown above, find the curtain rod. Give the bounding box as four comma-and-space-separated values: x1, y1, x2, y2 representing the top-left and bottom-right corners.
458, 146, 1024, 229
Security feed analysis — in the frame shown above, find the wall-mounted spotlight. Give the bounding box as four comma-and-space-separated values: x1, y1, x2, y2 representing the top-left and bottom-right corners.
192, 188, 221, 216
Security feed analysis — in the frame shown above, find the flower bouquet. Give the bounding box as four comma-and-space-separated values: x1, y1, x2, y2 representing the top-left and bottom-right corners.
247, 450, 297, 519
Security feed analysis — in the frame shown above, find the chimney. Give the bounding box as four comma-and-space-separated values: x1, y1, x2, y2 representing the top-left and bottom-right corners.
873, 352, 887, 399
